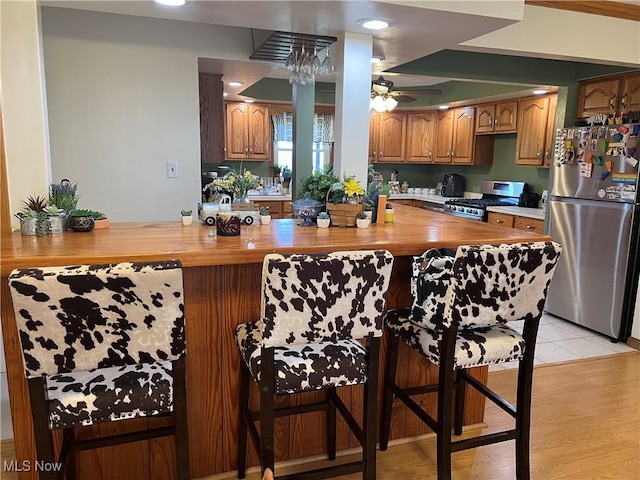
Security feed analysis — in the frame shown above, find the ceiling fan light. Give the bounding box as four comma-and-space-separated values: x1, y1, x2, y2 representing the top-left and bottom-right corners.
371, 95, 386, 113
357, 18, 392, 30
384, 96, 398, 111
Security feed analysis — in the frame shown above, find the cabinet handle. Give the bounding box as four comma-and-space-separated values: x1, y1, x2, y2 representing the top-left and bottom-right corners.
495, 219, 504, 224
379, 150, 383, 158
544, 149, 550, 162
610, 94, 617, 112
537, 148, 543, 160
245, 146, 249, 155
495, 116, 500, 127
489, 116, 494, 127
249, 146, 253, 155
526, 224, 533, 229
428, 151, 432, 159
371, 150, 376, 158
451, 149, 456, 158
621, 92, 628, 108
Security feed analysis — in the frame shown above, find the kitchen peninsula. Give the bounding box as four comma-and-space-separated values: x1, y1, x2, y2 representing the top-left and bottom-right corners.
1, 204, 551, 479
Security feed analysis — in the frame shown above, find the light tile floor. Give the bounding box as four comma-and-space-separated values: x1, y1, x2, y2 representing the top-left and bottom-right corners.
488, 312, 637, 372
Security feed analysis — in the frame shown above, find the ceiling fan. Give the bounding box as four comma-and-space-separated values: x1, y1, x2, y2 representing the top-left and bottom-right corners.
370, 76, 441, 103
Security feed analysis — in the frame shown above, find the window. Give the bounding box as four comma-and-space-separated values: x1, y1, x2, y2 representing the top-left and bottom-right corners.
272, 113, 334, 173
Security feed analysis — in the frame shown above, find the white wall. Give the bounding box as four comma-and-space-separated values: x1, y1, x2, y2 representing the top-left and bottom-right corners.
40, 7, 259, 221
632, 274, 640, 341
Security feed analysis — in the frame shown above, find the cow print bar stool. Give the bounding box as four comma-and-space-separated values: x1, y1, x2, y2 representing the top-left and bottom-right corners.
8, 260, 190, 480
235, 250, 394, 480
380, 242, 562, 480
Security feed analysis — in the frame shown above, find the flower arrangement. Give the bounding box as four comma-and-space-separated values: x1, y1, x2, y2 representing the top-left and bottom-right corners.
328, 174, 365, 204
298, 166, 340, 203
203, 169, 261, 203
49, 179, 79, 212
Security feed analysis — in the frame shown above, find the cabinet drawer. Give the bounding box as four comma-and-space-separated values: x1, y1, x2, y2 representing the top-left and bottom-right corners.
514, 216, 544, 233
487, 212, 514, 228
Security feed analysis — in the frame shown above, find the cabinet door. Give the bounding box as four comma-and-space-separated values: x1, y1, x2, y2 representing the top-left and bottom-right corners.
577, 79, 619, 118
475, 104, 495, 133
406, 112, 436, 162
377, 112, 406, 162
516, 97, 549, 166
494, 101, 517, 132
434, 109, 454, 163
369, 113, 379, 162
451, 107, 475, 164
621, 76, 640, 113
247, 105, 270, 160
225, 104, 249, 159
544, 94, 557, 167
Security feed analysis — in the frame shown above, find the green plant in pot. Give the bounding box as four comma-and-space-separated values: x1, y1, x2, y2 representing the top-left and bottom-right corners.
15, 195, 50, 236
298, 166, 340, 204
44, 205, 66, 233
67, 209, 104, 232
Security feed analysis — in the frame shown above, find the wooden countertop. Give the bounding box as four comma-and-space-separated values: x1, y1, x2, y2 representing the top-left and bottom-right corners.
0, 204, 550, 275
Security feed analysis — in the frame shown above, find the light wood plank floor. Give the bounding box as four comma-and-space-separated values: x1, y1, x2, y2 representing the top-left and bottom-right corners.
2, 353, 638, 480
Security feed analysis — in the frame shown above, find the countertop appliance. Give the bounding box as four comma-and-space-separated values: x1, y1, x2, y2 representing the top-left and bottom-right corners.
441, 173, 466, 197
443, 181, 527, 221
546, 123, 640, 341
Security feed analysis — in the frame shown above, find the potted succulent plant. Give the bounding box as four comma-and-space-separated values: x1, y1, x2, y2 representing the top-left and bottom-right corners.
44, 205, 66, 233
181, 209, 193, 226
15, 195, 49, 236
259, 206, 271, 225
356, 211, 371, 228
67, 209, 98, 232
316, 211, 331, 228
49, 179, 79, 229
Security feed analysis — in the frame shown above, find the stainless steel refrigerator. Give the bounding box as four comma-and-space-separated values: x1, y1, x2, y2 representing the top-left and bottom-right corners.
546, 123, 640, 340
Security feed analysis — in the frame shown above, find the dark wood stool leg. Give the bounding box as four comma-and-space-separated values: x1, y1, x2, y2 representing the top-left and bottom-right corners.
60, 428, 76, 480
260, 347, 275, 477
27, 377, 57, 480
237, 359, 251, 479
515, 319, 539, 480
326, 387, 336, 461
436, 328, 457, 480
172, 357, 190, 480
363, 336, 380, 480
454, 369, 466, 436
380, 332, 399, 451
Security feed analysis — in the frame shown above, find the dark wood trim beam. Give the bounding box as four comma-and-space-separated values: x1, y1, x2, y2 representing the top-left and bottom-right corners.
526, 1, 640, 22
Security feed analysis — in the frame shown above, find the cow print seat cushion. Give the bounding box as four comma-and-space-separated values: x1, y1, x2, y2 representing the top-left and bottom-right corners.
235, 322, 367, 395
385, 309, 525, 369
46, 362, 173, 429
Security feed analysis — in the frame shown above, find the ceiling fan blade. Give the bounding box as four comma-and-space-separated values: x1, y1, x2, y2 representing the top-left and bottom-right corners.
392, 88, 442, 95
392, 94, 417, 103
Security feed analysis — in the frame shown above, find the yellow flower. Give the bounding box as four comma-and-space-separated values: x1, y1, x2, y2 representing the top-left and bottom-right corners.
343, 177, 365, 197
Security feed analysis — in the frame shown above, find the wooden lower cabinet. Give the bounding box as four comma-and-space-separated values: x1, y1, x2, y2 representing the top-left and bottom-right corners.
252, 200, 293, 219
391, 199, 423, 208
487, 212, 544, 233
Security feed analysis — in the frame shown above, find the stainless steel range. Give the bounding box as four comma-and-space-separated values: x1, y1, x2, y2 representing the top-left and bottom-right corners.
443, 181, 527, 221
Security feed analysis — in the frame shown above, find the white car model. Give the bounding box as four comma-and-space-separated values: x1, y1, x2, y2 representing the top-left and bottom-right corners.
198, 194, 259, 226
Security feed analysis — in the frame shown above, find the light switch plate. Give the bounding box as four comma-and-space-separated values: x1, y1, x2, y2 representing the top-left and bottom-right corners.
167, 161, 178, 178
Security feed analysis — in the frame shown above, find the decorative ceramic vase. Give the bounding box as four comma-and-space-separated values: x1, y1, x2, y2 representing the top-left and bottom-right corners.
356, 218, 371, 228
260, 215, 271, 225
68, 216, 95, 232
181, 215, 193, 226
317, 218, 331, 228
216, 213, 241, 236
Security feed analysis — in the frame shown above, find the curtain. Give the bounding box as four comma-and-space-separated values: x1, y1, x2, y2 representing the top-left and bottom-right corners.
272, 112, 334, 143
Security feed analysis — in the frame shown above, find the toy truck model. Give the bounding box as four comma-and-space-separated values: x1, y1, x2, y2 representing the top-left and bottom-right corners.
198, 194, 260, 226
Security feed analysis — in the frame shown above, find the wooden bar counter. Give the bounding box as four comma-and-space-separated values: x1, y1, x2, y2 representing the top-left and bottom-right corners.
1, 205, 550, 479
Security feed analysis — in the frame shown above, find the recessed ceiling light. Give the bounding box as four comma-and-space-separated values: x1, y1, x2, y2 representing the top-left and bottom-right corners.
243, 99, 254, 104
356, 18, 393, 30
228, 81, 243, 87
154, 0, 185, 6
533, 89, 548, 95
223, 92, 228, 97
438, 105, 449, 110
371, 56, 384, 64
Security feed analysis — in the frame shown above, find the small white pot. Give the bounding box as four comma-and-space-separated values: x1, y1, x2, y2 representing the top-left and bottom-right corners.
356, 218, 371, 228
260, 215, 271, 225
181, 215, 193, 226
317, 218, 331, 228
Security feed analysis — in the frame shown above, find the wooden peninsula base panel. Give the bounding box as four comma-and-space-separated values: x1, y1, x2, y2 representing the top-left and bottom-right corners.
0, 205, 551, 479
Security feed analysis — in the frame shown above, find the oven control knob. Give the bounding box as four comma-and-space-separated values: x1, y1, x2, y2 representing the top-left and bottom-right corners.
466, 208, 472, 213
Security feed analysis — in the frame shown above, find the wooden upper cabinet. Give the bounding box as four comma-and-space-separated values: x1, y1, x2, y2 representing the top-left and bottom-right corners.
451, 107, 475, 164
577, 79, 619, 118
576, 72, 640, 120
544, 94, 558, 167
475, 101, 517, 134
406, 112, 436, 163
225, 103, 271, 160
369, 111, 406, 162
516, 95, 556, 166
434, 109, 455, 163
621, 76, 640, 113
